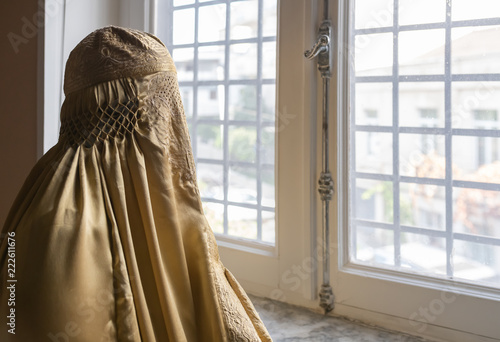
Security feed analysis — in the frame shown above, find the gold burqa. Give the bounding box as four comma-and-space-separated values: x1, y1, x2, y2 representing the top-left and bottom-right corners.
0, 26, 273, 342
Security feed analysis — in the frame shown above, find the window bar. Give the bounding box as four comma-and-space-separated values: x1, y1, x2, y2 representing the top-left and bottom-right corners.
353, 17, 500, 36
192, 1, 200, 160
353, 125, 500, 137
165, 2, 173, 49
444, 0, 454, 278
222, 0, 231, 235
349, 19, 357, 262
256, 0, 264, 240
392, 0, 401, 268
453, 180, 500, 192
355, 73, 500, 84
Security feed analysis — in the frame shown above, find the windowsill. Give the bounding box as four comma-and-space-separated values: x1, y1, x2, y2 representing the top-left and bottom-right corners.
250, 294, 433, 342
215, 233, 277, 257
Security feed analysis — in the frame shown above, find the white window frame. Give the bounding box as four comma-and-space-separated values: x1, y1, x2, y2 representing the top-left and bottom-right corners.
333, 0, 500, 341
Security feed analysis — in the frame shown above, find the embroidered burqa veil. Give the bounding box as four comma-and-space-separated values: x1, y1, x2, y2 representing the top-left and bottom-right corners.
0, 26, 272, 342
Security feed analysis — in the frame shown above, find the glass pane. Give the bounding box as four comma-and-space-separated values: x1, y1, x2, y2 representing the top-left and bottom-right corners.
355, 33, 393, 76
230, 0, 258, 40
261, 168, 275, 207
174, 0, 194, 5
262, 0, 277, 37
452, 0, 500, 21
261, 126, 275, 165
228, 165, 257, 204
454, 188, 500, 238
262, 211, 275, 243
354, 179, 393, 223
173, 48, 194, 81
179, 87, 193, 118
197, 124, 223, 160
355, 83, 392, 126
198, 4, 226, 43
453, 136, 500, 180
399, 29, 445, 75
173, 9, 195, 45
452, 26, 500, 75
400, 183, 445, 230
198, 86, 224, 120
228, 126, 257, 162
262, 42, 276, 79
229, 85, 257, 120
399, 82, 444, 127
355, 132, 393, 175
230, 43, 258, 79
228, 206, 257, 239
399, 134, 446, 178
353, 226, 394, 267
399, 0, 446, 26
197, 163, 224, 200
198, 45, 225, 81
262, 85, 275, 122
453, 240, 499, 286
451, 82, 500, 129
203, 202, 224, 234
401, 234, 447, 276
354, 0, 394, 29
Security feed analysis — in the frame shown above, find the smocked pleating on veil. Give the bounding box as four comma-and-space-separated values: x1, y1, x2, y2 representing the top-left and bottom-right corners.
0, 26, 272, 342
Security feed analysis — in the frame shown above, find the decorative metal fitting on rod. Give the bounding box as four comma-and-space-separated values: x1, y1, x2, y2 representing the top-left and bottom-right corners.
318, 172, 334, 201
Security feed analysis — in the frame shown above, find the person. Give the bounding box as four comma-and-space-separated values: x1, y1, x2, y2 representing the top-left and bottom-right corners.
0, 26, 273, 342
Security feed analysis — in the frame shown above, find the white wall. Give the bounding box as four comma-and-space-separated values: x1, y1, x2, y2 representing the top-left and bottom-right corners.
44, 0, 153, 152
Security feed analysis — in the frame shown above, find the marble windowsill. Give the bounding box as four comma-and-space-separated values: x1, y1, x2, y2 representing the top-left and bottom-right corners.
250, 295, 434, 342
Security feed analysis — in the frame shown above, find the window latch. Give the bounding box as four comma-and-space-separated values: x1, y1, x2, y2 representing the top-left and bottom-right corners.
304, 20, 333, 79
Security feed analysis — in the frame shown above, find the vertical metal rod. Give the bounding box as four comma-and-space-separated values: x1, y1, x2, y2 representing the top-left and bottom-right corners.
304, 1, 334, 315
318, 76, 334, 314
322, 77, 330, 285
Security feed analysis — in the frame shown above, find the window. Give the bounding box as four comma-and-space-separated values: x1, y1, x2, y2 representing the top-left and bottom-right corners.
333, 1, 500, 339
159, 0, 277, 244
348, 0, 500, 289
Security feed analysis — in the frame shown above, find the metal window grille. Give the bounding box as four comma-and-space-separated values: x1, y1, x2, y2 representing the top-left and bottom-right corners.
349, 1, 500, 286
163, 0, 277, 244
